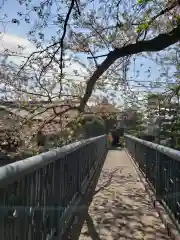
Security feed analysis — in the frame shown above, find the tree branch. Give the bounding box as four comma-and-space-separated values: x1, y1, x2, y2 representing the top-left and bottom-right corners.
88, 48, 99, 68
58, 0, 76, 97
136, 1, 179, 41
79, 25, 180, 112
87, 53, 109, 59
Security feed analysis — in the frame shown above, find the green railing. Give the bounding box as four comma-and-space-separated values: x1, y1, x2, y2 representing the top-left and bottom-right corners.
0, 135, 108, 239
125, 134, 180, 230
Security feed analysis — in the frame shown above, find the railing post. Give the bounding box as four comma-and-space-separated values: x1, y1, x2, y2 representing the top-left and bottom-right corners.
134, 142, 139, 167
0, 188, 5, 240
0, 135, 108, 239
155, 147, 162, 200
125, 134, 180, 229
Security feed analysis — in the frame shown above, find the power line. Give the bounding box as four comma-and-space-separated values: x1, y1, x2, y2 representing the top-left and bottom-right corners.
0, 64, 178, 85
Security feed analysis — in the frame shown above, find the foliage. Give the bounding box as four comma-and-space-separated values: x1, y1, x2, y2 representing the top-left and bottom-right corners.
0, 128, 22, 153
120, 107, 146, 136
65, 114, 106, 140
145, 88, 180, 149
84, 118, 105, 138
91, 97, 119, 132
78, 115, 106, 138
126, 112, 146, 136
119, 136, 124, 147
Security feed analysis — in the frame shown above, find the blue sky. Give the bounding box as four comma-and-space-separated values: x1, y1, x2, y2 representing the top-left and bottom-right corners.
0, 1, 28, 36
0, 0, 176, 105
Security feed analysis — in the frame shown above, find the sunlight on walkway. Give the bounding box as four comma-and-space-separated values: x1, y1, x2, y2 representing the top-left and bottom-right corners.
80, 150, 171, 240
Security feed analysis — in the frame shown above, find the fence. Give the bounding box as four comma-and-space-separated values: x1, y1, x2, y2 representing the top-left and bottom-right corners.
0, 135, 108, 240
124, 134, 180, 229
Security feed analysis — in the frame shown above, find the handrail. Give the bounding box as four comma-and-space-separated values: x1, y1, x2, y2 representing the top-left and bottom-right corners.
125, 134, 180, 161
0, 135, 108, 239
0, 135, 106, 187
124, 134, 180, 230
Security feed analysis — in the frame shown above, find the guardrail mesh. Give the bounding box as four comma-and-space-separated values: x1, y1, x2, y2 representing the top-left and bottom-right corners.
125, 134, 180, 228
0, 135, 108, 239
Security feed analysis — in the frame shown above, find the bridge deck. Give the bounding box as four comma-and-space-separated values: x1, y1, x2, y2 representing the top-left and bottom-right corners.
80, 149, 171, 240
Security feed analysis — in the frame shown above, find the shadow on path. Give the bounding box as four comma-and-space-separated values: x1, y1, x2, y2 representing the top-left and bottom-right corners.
108, 146, 123, 151
85, 213, 101, 240
80, 150, 170, 240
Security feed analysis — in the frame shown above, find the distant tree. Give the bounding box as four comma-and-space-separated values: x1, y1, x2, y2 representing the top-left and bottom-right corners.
91, 97, 119, 133
145, 88, 180, 149
83, 118, 106, 138
68, 114, 106, 139
126, 111, 145, 136
0, 128, 22, 153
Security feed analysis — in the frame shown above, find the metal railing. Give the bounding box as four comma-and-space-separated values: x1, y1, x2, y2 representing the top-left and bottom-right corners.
0, 135, 108, 240
125, 134, 180, 228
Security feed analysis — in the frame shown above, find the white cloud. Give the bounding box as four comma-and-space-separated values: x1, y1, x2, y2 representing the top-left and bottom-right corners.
0, 32, 35, 55
0, 32, 36, 65
0, 33, 90, 100
0, 33, 88, 80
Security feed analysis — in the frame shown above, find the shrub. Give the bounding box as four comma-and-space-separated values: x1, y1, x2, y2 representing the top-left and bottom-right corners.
84, 118, 106, 138
119, 136, 124, 147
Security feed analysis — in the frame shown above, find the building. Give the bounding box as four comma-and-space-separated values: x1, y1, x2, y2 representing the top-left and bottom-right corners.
0, 100, 80, 150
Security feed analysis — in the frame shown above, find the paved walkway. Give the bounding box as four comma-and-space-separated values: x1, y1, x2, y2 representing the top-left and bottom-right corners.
80, 149, 171, 240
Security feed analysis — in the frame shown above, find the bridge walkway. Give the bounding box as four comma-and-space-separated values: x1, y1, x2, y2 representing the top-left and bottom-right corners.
80, 149, 171, 240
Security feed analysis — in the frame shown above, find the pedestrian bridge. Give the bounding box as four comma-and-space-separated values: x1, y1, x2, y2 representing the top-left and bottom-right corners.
0, 135, 180, 239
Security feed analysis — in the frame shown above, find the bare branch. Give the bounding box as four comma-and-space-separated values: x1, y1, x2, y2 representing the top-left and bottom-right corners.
75, 0, 81, 16
87, 53, 109, 59
79, 25, 180, 112
58, 0, 77, 97
136, 1, 179, 41
88, 48, 99, 68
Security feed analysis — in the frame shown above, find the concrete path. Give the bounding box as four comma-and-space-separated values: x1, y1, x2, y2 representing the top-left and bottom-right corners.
80, 150, 171, 240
